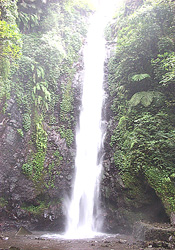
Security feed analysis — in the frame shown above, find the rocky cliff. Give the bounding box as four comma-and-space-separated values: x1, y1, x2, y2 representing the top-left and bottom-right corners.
0, 0, 89, 231
100, 0, 175, 232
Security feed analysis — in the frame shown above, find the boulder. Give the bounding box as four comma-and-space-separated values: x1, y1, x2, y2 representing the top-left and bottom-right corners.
133, 221, 175, 241
16, 226, 32, 236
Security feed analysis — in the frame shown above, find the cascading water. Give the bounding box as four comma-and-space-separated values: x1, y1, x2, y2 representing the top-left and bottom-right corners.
65, 5, 108, 239
41, 0, 122, 241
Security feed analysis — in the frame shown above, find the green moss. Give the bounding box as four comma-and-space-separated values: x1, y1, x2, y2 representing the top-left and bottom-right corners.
0, 197, 8, 208
54, 150, 63, 163
21, 201, 48, 216
22, 115, 47, 189
60, 81, 74, 122
21, 197, 61, 216
17, 128, 24, 137
112, 110, 175, 215
144, 167, 175, 214
22, 113, 31, 132
59, 125, 74, 148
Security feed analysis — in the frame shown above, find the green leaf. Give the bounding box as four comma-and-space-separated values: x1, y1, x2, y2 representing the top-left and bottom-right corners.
131, 73, 151, 82
36, 83, 41, 90
129, 91, 163, 107
45, 102, 48, 110
33, 86, 36, 94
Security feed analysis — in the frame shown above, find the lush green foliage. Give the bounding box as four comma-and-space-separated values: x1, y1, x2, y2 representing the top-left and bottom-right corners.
1, 0, 91, 187
108, 0, 175, 215
22, 115, 47, 188
129, 91, 164, 107
22, 201, 46, 216
0, 0, 22, 109
21, 197, 61, 216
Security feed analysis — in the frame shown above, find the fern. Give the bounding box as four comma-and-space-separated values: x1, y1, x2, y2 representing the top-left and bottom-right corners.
131, 73, 151, 82
129, 91, 163, 107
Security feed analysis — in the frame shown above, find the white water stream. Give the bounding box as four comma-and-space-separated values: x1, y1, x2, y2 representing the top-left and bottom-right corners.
65, 4, 110, 239
42, 0, 122, 241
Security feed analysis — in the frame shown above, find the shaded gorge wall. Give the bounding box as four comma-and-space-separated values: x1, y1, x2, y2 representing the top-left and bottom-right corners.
0, 0, 175, 234
0, 0, 91, 231
100, 0, 175, 232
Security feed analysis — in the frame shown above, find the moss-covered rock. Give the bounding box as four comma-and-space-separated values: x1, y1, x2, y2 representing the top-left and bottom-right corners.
102, 0, 175, 232
0, 0, 91, 230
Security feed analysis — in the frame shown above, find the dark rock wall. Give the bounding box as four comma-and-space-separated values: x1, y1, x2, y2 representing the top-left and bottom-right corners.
0, 89, 78, 232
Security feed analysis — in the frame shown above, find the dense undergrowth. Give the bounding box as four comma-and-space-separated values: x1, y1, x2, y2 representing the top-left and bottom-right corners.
106, 0, 175, 217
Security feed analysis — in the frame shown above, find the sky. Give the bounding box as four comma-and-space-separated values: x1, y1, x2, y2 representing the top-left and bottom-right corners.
92, 0, 124, 9
91, 0, 124, 17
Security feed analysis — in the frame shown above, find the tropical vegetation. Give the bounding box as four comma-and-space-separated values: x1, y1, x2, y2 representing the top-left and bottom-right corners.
107, 0, 175, 219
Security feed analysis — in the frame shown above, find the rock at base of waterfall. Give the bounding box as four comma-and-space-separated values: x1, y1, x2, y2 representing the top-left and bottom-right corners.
16, 226, 32, 236
133, 221, 175, 241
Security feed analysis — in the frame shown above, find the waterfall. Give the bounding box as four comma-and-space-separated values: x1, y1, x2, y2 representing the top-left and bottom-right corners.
65, 9, 107, 239
40, 0, 122, 241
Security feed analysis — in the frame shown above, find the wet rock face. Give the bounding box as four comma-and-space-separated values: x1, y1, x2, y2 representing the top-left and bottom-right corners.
0, 105, 30, 220
100, 153, 169, 233
0, 100, 37, 228
0, 55, 84, 232
0, 96, 75, 230
45, 128, 75, 199
100, 45, 169, 234
0, 99, 31, 201
100, 113, 169, 233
